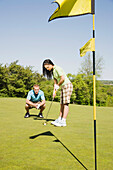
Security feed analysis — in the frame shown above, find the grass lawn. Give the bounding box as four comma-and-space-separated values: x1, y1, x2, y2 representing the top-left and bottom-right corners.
0, 98, 113, 170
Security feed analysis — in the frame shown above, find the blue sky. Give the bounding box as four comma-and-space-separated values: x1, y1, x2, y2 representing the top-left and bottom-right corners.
0, 0, 113, 80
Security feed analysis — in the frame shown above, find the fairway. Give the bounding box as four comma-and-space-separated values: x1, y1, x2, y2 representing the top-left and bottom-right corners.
0, 98, 113, 170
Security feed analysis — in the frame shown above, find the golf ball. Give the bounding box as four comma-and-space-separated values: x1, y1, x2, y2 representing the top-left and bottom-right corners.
44, 123, 46, 126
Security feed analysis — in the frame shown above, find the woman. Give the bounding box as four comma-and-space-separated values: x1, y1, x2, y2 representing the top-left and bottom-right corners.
43, 59, 73, 127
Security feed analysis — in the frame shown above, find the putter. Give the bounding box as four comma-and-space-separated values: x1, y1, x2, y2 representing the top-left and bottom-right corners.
43, 92, 56, 125
43, 98, 54, 125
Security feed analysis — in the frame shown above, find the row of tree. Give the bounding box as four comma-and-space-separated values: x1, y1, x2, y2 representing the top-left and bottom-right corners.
0, 57, 113, 107
0, 60, 45, 97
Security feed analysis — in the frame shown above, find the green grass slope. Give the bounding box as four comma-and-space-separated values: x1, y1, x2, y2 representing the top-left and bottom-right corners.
0, 98, 113, 170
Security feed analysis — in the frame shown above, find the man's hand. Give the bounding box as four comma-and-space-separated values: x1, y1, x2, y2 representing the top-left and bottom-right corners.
36, 104, 40, 110
54, 84, 59, 91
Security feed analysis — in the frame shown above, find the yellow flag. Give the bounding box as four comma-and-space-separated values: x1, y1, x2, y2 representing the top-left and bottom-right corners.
80, 38, 95, 57
49, 0, 95, 21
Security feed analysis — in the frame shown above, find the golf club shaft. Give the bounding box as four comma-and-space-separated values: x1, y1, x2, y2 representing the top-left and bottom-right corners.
45, 98, 54, 122
44, 91, 56, 123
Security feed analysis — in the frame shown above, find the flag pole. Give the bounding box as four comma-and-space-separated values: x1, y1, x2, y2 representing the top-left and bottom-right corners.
92, 13, 97, 170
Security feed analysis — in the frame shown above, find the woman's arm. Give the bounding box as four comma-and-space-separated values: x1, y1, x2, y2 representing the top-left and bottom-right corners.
54, 78, 57, 85
58, 75, 65, 86
53, 76, 64, 98
54, 75, 64, 86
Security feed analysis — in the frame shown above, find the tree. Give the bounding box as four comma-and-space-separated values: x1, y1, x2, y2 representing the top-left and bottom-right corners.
96, 82, 108, 106
0, 60, 46, 97
0, 60, 113, 107
72, 74, 90, 105
67, 73, 76, 82
79, 53, 104, 78
0, 64, 9, 96
78, 53, 104, 105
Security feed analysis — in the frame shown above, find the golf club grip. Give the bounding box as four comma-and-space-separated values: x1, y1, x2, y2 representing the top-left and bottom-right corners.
53, 90, 57, 100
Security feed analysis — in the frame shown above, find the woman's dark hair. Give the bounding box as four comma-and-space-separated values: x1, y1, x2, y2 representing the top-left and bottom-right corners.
42, 59, 54, 79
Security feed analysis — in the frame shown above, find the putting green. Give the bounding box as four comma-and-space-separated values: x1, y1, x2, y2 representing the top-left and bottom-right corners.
0, 98, 113, 169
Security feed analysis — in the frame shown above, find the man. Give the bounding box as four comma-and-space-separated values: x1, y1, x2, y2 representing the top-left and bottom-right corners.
24, 84, 45, 118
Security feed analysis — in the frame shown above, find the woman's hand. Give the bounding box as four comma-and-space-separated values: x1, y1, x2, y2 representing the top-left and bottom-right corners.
54, 84, 59, 91
53, 90, 57, 99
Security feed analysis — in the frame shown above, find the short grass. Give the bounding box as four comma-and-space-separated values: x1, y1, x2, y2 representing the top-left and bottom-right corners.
0, 98, 113, 170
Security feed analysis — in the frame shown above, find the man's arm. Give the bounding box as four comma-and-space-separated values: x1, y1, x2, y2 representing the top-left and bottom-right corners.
40, 99, 45, 107
26, 99, 37, 108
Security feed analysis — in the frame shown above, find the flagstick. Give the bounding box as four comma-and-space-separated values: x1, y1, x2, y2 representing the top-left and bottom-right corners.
93, 14, 97, 170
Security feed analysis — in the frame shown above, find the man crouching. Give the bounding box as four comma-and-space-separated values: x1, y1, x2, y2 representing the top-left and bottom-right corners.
24, 84, 45, 118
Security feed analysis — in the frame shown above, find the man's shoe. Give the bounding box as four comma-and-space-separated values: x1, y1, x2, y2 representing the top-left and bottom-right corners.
24, 113, 30, 118
37, 113, 44, 118
54, 120, 66, 127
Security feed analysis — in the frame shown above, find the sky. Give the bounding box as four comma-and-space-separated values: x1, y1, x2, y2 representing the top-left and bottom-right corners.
0, 0, 113, 80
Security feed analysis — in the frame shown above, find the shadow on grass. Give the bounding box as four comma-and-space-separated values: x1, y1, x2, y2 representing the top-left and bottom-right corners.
33, 117, 55, 122
28, 114, 55, 122
29, 131, 88, 170
29, 114, 38, 117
